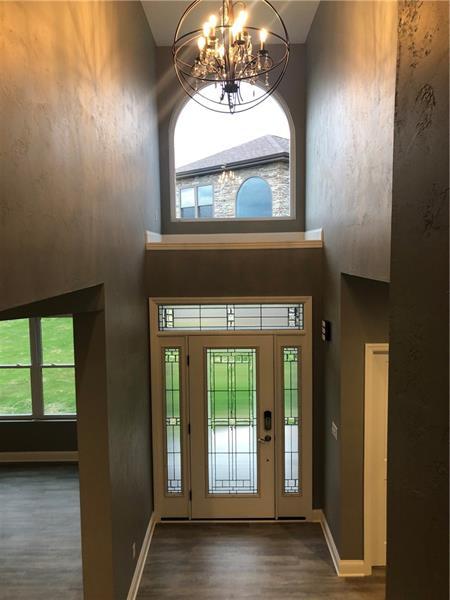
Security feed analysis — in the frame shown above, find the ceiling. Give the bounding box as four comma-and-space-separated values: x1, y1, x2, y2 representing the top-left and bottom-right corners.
141, 1, 320, 46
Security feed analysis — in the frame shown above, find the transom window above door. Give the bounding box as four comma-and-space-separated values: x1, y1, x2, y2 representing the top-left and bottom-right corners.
173, 83, 294, 222
158, 303, 304, 332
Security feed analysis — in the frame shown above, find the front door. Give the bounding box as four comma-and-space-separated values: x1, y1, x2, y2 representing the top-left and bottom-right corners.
189, 336, 274, 518
150, 298, 313, 521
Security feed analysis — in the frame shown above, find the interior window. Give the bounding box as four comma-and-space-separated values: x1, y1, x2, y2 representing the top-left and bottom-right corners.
174, 82, 291, 221
41, 317, 76, 415
0, 319, 32, 416
0, 317, 76, 418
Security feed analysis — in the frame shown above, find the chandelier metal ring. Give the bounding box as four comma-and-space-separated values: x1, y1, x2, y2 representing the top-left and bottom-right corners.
172, 0, 290, 114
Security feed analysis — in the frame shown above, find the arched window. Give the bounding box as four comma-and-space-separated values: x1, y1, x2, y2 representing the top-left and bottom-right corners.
236, 177, 272, 218
173, 82, 292, 222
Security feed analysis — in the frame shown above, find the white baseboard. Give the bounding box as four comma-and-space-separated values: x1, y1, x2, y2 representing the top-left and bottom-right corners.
310, 508, 323, 522
317, 509, 369, 577
127, 512, 157, 600
0, 451, 78, 463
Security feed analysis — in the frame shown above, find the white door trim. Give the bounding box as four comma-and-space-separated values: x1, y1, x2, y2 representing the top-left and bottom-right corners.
364, 343, 389, 573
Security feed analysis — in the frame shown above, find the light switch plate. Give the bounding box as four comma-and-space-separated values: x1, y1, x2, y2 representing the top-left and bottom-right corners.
331, 421, 338, 440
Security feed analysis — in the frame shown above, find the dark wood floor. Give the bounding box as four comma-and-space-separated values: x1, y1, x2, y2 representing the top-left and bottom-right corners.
0, 464, 83, 600
138, 523, 385, 600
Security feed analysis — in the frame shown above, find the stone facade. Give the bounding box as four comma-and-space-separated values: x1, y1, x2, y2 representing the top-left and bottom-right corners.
175, 160, 290, 219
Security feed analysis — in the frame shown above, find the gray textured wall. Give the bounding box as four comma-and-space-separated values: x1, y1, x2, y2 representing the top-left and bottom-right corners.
0, 2, 160, 598
155, 44, 306, 234
305, 0, 397, 557
387, 2, 449, 597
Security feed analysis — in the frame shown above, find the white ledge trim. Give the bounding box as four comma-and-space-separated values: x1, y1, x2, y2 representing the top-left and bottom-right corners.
145, 229, 323, 250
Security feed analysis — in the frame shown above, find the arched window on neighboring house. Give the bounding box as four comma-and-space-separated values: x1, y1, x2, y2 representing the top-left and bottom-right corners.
236, 177, 273, 218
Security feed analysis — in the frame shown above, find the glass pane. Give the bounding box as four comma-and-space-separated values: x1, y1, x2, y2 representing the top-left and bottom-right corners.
41, 317, 74, 365
207, 348, 257, 495
236, 177, 272, 218
158, 304, 304, 331
283, 347, 300, 494
0, 319, 30, 365
180, 187, 195, 207
0, 368, 32, 415
198, 185, 213, 206
43, 367, 76, 415
180, 207, 195, 219
198, 204, 213, 218
164, 348, 182, 494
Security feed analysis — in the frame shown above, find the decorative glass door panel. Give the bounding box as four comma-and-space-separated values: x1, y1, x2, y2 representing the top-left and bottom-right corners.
283, 347, 300, 494
151, 337, 190, 518
189, 336, 275, 518
164, 348, 183, 495
275, 336, 312, 518
207, 348, 258, 495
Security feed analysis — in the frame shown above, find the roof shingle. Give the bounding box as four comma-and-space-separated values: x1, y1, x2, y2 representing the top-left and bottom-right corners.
176, 135, 289, 174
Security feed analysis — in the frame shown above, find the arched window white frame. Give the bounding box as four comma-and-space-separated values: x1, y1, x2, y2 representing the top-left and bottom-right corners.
169, 84, 296, 223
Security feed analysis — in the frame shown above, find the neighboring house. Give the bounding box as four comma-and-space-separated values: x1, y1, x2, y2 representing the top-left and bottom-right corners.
175, 135, 290, 219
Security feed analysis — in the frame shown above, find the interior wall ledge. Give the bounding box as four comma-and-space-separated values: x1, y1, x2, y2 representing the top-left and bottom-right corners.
145, 229, 323, 250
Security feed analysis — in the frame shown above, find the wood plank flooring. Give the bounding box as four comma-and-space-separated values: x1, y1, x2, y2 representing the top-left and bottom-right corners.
0, 464, 83, 600
137, 523, 386, 600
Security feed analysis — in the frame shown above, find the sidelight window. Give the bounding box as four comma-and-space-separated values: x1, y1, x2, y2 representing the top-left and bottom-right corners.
283, 347, 300, 494
163, 348, 183, 495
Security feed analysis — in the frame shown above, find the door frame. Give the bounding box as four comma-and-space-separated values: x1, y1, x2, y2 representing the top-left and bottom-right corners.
364, 343, 389, 572
149, 296, 313, 521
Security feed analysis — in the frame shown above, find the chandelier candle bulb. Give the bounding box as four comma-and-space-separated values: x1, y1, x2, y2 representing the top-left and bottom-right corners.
209, 14, 217, 36
260, 28, 268, 50
203, 21, 211, 38
237, 10, 248, 27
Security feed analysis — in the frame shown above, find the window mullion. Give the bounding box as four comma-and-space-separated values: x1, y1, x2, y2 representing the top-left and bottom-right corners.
29, 317, 44, 418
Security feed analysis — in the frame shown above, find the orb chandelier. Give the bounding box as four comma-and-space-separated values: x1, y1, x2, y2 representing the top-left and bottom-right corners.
172, 0, 290, 114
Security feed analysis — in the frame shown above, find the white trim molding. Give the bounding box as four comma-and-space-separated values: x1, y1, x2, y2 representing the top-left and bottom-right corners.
145, 229, 323, 251
0, 451, 78, 463
127, 512, 157, 600
318, 510, 369, 577
364, 343, 389, 574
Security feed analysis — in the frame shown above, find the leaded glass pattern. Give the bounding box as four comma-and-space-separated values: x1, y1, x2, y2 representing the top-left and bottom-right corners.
164, 348, 183, 494
158, 303, 303, 332
283, 347, 300, 494
207, 349, 258, 495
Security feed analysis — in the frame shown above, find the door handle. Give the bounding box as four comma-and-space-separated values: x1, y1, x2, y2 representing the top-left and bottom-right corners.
264, 410, 272, 431
258, 435, 272, 443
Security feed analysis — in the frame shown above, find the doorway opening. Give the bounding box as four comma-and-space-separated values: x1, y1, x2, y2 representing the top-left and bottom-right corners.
364, 343, 389, 573
149, 298, 312, 520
